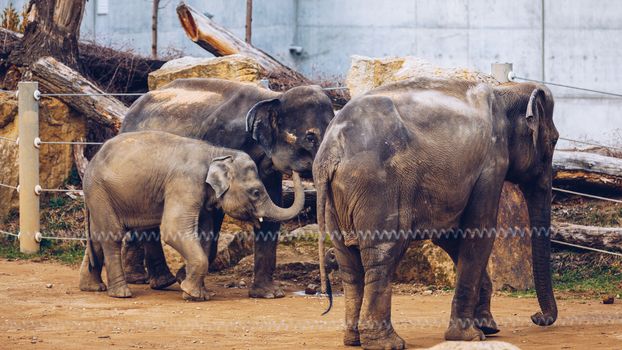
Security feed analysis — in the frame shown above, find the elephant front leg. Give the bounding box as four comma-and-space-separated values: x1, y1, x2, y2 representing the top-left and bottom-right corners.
250, 219, 283, 298
358, 246, 406, 350
122, 233, 148, 284
161, 205, 210, 301
142, 228, 177, 290
433, 236, 499, 335
474, 270, 499, 335
250, 173, 284, 299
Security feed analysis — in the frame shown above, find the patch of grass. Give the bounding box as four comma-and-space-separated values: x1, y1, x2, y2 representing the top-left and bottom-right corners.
505, 265, 622, 299
0, 237, 84, 265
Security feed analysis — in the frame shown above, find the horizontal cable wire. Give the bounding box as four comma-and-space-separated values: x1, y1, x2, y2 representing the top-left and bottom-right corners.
0, 229, 19, 238
321, 86, 349, 91
40, 92, 145, 97
553, 187, 622, 204
551, 239, 622, 257
38, 188, 83, 194
513, 76, 622, 98
0, 89, 16, 94
557, 137, 622, 152
39, 235, 86, 241
0, 183, 18, 191
0, 136, 17, 144
37, 140, 104, 146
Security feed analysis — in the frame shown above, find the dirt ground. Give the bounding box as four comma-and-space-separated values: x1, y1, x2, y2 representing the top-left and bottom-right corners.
1, 260, 621, 349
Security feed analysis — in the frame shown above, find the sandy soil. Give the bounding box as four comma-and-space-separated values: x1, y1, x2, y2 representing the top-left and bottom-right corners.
1, 260, 621, 350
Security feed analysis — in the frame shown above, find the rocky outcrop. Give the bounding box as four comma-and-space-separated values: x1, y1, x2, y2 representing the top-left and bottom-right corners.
148, 54, 265, 91
345, 55, 498, 98
0, 93, 86, 219
395, 183, 533, 290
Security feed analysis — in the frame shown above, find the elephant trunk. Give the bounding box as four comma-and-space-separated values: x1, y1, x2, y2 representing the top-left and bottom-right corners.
258, 172, 305, 222
523, 177, 558, 326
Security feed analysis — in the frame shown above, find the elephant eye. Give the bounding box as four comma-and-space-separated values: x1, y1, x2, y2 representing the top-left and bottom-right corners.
248, 188, 261, 199
305, 132, 317, 144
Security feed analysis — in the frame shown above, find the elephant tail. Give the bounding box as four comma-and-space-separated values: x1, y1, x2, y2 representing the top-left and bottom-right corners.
85, 207, 99, 271
316, 178, 333, 315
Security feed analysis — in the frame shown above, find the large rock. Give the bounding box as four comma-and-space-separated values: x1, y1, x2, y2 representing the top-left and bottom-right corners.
0, 93, 86, 219
148, 54, 265, 91
395, 183, 533, 290
346, 55, 498, 98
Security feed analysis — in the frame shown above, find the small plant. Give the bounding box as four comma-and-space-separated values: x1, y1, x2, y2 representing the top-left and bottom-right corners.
1, 3, 20, 32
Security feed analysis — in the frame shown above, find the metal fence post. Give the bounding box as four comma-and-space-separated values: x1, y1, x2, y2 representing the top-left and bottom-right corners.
18, 82, 40, 254
491, 63, 513, 83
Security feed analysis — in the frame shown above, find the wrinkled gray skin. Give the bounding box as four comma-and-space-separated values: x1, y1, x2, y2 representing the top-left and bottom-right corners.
120, 78, 333, 298
78, 131, 304, 300
315, 78, 558, 348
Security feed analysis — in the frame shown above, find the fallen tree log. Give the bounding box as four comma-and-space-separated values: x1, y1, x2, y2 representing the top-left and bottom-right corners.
175, 3, 349, 107
1, 28, 164, 105
176, 2, 307, 84
553, 222, 622, 253
28, 56, 127, 132
553, 150, 622, 192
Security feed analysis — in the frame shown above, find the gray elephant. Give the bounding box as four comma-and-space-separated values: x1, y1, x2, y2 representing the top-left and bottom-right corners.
120, 78, 333, 299
78, 131, 304, 300
315, 78, 558, 348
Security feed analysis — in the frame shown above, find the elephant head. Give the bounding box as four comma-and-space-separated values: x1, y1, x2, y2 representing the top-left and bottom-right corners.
245, 86, 334, 178
206, 153, 305, 222
495, 82, 559, 326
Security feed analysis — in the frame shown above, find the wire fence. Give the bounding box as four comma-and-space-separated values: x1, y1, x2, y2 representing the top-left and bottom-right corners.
511, 75, 622, 98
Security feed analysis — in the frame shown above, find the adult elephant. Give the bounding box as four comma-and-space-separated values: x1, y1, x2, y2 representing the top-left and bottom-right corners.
121, 78, 334, 298
315, 78, 558, 348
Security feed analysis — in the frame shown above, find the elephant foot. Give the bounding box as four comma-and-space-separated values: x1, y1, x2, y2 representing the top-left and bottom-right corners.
475, 311, 500, 335
249, 281, 285, 299
125, 267, 149, 284
79, 273, 107, 292
107, 283, 132, 298
150, 271, 177, 290
343, 329, 361, 346
180, 280, 210, 301
360, 331, 406, 350
444, 321, 485, 341
531, 311, 557, 326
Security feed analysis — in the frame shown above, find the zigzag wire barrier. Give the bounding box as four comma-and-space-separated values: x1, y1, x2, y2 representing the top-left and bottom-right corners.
0, 80, 621, 258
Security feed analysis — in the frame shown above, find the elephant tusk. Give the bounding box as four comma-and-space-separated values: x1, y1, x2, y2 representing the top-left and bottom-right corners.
259, 217, 263, 223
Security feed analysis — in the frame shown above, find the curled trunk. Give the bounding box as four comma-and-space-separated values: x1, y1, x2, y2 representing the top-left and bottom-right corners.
522, 177, 558, 326
260, 172, 305, 221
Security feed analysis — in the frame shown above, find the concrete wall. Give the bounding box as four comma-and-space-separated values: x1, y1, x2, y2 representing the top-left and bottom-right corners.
1, 0, 620, 146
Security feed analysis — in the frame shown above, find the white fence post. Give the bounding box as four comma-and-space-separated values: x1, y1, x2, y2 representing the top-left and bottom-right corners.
491, 63, 513, 83
18, 81, 40, 254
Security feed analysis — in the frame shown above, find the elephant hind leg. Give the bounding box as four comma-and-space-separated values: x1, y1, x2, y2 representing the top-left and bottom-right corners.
79, 239, 106, 292
89, 206, 132, 298
122, 233, 148, 284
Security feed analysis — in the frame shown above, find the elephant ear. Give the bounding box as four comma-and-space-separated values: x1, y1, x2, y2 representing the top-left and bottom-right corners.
245, 98, 282, 156
525, 89, 544, 147
206, 155, 233, 198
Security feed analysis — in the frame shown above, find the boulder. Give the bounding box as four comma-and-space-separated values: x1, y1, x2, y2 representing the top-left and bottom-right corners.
148, 54, 265, 91
345, 55, 498, 98
424, 341, 522, 350
0, 93, 86, 219
395, 183, 533, 290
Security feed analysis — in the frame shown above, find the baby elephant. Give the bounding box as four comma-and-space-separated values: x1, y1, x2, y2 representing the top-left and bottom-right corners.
79, 131, 304, 300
